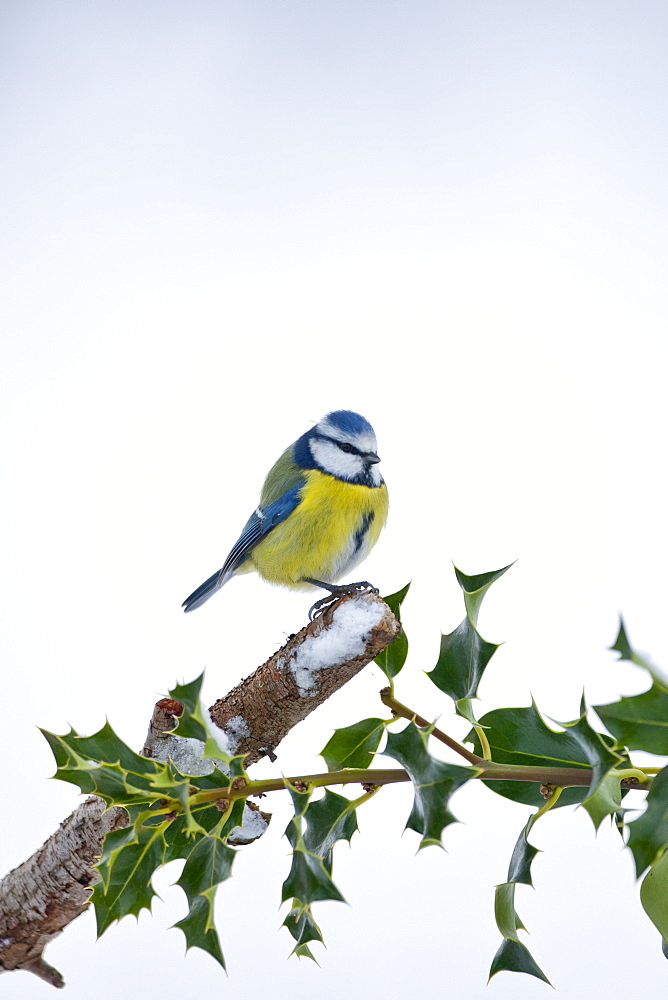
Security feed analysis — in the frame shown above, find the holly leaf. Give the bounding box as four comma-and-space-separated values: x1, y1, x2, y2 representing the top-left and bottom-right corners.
581, 771, 623, 831
494, 882, 526, 941
382, 723, 475, 849
282, 903, 324, 961
427, 618, 499, 704
174, 891, 225, 968
282, 785, 346, 906
375, 582, 410, 679
490, 812, 546, 980
176, 831, 236, 902
610, 618, 668, 686
97, 824, 144, 890
595, 683, 668, 755
72, 721, 160, 774
40, 728, 99, 794
628, 766, 668, 876
640, 849, 668, 945
168, 672, 209, 742
174, 832, 236, 968
303, 789, 358, 873
91, 825, 166, 935
321, 718, 386, 771
427, 564, 511, 704
454, 562, 513, 627
466, 703, 602, 808
489, 938, 550, 985
281, 834, 346, 906
561, 705, 624, 807
507, 819, 540, 886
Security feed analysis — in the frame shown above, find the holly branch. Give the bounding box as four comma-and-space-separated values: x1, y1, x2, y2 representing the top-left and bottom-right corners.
1, 568, 667, 990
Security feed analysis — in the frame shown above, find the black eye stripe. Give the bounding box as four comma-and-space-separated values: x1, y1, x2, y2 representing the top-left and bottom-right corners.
337, 441, 357, 454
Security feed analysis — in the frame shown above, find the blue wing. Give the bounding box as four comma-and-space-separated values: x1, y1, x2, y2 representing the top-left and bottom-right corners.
182, 481, 304, 612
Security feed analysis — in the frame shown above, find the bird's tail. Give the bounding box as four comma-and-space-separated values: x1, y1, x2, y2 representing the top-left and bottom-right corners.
182, 567, 234, 612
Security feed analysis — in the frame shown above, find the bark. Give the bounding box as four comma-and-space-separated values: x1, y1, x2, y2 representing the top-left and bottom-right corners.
0, 592, 399, 987
0, 799, 128, 987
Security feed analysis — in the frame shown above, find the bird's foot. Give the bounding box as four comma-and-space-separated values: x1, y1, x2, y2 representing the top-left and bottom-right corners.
307, 580, 379, 621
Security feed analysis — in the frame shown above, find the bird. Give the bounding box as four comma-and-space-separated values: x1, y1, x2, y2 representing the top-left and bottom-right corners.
182, 409, 389, 618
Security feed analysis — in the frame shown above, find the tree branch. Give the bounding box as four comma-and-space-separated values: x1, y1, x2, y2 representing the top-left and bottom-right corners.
0, 592, 399, 987
0, 798, 128, 987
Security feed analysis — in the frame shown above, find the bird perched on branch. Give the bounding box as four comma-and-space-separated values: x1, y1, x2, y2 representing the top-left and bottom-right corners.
182, 409, 388, 619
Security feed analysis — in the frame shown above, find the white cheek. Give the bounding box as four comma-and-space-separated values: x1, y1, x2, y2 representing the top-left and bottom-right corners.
309, 439, 365, 480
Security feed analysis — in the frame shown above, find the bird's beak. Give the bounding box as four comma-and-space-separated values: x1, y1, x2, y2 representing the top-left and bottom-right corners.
364, 452, 381, 465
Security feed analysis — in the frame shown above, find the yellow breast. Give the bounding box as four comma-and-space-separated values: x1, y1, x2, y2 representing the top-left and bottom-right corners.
248, 469, 389, 590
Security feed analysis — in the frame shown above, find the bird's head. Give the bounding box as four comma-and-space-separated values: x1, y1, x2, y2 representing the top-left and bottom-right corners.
300, 409, 383, 486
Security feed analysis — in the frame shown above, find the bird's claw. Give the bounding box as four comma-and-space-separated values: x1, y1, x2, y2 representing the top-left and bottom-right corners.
308, 581, 379, 621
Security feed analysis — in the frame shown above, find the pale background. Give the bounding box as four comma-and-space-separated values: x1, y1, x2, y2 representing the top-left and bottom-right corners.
2, 1, 668, 996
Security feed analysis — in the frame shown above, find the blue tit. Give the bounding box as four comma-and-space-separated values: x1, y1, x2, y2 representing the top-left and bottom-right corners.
182, 409, 389, 616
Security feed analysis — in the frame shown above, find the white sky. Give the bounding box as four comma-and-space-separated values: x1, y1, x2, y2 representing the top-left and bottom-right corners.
2, 1, 668, 996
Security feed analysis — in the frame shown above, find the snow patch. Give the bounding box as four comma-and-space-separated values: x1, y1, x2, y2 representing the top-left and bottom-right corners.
206, 708, 250, 756
229, 804, 269, 843
289, 597, 385, 696
161, 735, 213, 775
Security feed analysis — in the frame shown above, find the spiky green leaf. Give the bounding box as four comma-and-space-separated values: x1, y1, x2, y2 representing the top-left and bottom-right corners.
321, 718, 386, 771
91, 825, 166, 935
303, 789, 358, 872
494, 882, 526, 942
176, 833, 236, 904
163, 676, 234, 768
490, 807, 551, 984
282, 783, 346, 906
561, 708, 623, 798
611, 618, 634, 661
168, 672, 208, 741
382, 723, 475, 849
610, 619, 668, 686
283, 902, 324, 960
595, 683, 668, 755
628, 766, 668, 876
581, 771, 623, 831
174, 891, 226, 968
40, 728, 98, 794
466, 703, 601, 808
427, 618, 499, 703
489, 937, 551, 985
454, 562, 513, 627
72, 721, 160, 774
281, 841, 346, 906
171, 830, 237, 968
375, 582, 411, 679
507, 820, 540, 886
640, 849, 668, 944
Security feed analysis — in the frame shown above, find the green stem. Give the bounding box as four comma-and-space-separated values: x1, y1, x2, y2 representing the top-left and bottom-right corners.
188, 759, 654, 809
189, 769, 411, 806
473, 723, 492, 761
529, 785, 563, 828
380, 689, 482, 765
615, 767, 650, 783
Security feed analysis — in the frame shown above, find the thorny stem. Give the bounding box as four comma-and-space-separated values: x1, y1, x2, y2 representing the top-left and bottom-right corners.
190, 769, 411, 805
188, 759, 652, 808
